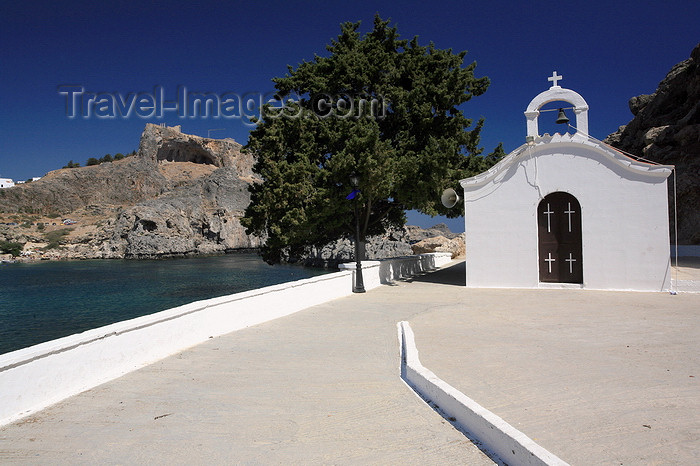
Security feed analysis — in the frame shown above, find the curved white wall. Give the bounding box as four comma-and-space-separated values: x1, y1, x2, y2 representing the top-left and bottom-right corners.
0, 253, 451, 427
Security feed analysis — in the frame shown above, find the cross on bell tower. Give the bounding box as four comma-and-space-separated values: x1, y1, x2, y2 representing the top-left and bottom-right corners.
548, 71, 563, 88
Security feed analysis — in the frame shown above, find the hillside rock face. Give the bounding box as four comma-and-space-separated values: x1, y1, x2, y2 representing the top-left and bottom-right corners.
0, 156, 170, 215
301, 229, 413, 268
101, 124, 260, 258
605, 43, 700, 244
138, 124, 254, 177
411, 235, 465, 258
103, 167, 260, 258
300, 223, 464, 268
104, 126, 261, 258
0, 124, 262, 258
405, 223, 462, 242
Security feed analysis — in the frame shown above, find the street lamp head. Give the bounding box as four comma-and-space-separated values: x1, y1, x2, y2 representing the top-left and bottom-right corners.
349, 173, 359, 188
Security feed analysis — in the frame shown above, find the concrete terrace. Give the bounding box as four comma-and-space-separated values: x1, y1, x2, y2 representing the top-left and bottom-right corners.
1, 260, 699, 465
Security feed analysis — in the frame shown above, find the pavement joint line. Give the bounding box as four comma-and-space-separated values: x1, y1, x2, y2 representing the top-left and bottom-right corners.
398, 320, 570, 466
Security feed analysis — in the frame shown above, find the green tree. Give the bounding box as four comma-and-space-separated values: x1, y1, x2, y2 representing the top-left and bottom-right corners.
0, 240, 23, 257
86, 157, 100, 166
100, 154, 113, 163
114, 153, 125, 160
63, 160, 80, 168
43, 228, 72, 250
242, 15, 501, 264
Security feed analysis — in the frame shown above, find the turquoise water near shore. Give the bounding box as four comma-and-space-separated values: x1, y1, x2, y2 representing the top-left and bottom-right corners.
0, 253, 331, 355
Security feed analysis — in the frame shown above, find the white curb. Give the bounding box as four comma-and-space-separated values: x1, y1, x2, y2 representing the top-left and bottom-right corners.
398, 321, 569, 466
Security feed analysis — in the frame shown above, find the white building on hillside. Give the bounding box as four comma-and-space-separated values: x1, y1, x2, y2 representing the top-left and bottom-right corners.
460, 72, 673, 291
0, 178, 14, 189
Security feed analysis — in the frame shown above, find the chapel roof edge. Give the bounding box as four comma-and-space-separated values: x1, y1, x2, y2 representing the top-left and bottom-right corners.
460, 135, 673, 190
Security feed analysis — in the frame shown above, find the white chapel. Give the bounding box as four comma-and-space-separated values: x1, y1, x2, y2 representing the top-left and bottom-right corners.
460, 72, 673, 291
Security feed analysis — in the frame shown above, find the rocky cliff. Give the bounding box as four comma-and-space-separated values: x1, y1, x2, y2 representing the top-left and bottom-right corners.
0, 155, 170, 215
605, 43, 700, 244
299, 223, 464, 268
103, 166, 260, 258
0, 124, 262, 259
138, 124, 254, 177
410, 234, 465, 258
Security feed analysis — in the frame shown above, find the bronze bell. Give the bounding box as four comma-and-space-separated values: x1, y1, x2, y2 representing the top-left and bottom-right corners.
555, 108, 570, 125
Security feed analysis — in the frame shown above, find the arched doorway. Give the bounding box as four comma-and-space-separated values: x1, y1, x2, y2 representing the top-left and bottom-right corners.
537, 192, 583, 283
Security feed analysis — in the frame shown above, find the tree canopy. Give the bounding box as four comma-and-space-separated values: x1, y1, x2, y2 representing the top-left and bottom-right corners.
242, 15, 504, 264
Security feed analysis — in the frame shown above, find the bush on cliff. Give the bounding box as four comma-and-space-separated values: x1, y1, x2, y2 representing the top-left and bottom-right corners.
43, 228, 72, 250
0, 241, 23, 257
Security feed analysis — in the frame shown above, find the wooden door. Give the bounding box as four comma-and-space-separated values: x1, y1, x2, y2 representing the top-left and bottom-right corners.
538, 192, 583, 283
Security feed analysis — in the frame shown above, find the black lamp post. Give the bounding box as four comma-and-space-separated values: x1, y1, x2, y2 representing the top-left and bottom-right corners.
350, 173, 365, 293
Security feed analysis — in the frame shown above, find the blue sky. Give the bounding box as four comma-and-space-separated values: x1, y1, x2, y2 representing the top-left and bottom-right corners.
1, 1, 698, 232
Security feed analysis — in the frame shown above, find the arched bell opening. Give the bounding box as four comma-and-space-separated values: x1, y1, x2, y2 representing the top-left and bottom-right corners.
538, 101, 576, 136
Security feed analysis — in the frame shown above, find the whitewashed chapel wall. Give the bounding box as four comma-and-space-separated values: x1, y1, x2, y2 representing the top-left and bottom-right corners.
461, 138, 672, 291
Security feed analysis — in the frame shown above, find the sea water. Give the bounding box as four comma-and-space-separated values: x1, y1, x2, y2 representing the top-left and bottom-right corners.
0, 253, 330, 355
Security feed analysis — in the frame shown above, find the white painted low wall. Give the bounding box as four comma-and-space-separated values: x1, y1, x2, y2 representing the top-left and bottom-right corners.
398, 321, 569, 466
338, 252, 453, 290
0, 253, 450, 427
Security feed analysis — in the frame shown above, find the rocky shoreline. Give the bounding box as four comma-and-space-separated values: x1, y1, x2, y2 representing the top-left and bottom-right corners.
0, 221, 464, 266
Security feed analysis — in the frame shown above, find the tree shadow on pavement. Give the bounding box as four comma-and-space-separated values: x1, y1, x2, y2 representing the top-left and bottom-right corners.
410, 260, 466, 287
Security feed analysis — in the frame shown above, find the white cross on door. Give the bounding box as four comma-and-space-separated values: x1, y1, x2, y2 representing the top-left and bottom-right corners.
544, 252, 556, 274
564, 203, 576, 233
565, 253, 576, 274
543, 203, 554, 233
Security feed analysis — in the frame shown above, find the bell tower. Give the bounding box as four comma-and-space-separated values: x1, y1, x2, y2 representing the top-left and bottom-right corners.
524, 71, 590, 139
